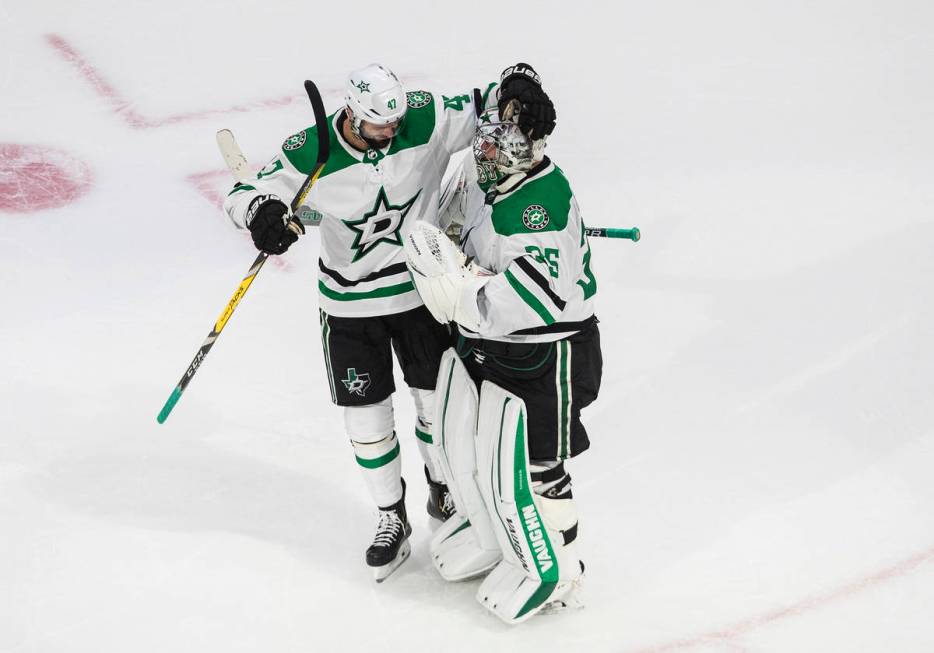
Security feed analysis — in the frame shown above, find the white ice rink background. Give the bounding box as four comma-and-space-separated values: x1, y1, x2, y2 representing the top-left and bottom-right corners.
2, 1, 933, 651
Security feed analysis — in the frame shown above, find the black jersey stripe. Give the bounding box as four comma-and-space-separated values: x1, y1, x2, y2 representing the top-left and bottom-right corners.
458, 316, 597, 339
511, 316, 597, 336
318, 260, 409, 287
514, 256, 567, 311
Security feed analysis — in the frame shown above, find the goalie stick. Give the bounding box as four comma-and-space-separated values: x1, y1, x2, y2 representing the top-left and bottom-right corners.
584, 226, 640, 241
156, 80, 330, 424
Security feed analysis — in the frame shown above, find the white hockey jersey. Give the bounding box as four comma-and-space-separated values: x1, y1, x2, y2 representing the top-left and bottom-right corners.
224, 85, 496, 317
458, 157, 598, 343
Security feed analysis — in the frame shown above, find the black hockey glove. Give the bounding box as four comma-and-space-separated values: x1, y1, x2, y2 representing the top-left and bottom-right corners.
497, 63, 556, 140
246, 195, 304, 255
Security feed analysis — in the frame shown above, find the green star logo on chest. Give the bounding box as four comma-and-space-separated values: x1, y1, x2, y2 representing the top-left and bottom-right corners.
343, 186, 422, 262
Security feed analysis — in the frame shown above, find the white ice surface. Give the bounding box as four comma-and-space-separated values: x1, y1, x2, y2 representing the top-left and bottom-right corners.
2, 1, 933, 652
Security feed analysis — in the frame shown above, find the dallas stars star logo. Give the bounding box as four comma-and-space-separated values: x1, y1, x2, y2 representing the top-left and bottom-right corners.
522, 204, 549, 230
406, 91, 432, 108
343, 187, 422, 262
341, 368, 371, 396
354, 80, 371, 93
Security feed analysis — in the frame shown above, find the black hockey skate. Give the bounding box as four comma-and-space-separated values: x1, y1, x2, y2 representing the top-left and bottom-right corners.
425, 466, 456, 522
366, 481, 413, 582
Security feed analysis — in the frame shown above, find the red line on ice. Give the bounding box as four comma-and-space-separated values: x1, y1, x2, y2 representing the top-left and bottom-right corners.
45, 34, 304, 129
45, 33, 426, 130
629, 544, 934, 652
38, 29, 934, 652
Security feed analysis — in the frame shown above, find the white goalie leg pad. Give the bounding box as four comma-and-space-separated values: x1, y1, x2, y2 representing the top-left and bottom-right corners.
527, 467, 585, 616
345, 398, 402, 508
428, 349, 502, 580
474, 382, 583, 624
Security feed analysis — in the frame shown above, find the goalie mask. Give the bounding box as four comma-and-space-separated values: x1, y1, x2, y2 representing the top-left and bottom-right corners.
473, 107, 546, 176
345, 64, 407, 149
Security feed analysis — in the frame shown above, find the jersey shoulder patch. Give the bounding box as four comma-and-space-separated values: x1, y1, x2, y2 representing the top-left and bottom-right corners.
405, 90, 433, 109
388, 90, 437, 154
490, 166, 573, 236
280, 123, 321, 175
281, 112, 358, 179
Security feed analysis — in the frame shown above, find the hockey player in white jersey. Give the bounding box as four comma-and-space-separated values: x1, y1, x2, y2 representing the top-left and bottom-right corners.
404, 90, 602, 621
223, 63, 556, 582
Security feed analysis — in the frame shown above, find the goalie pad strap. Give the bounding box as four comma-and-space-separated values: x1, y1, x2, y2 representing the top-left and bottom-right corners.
530, 462, 565, 484
546, 475, 574, 498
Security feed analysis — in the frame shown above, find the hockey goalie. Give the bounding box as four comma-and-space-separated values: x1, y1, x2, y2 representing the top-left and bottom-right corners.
404, 95, 604, 624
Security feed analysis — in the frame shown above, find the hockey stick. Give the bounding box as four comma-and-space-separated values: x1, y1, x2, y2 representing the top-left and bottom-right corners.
584, 227, 640, 241
213, 132, 640, 244
156, 80, 330, 424
216, 128, 253, 183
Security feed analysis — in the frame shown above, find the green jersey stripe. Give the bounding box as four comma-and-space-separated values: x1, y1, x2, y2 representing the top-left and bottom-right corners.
318, 279, 415, 301
513, 257, 566, 313
227, 184, 256, 195
504, 269, 556, 325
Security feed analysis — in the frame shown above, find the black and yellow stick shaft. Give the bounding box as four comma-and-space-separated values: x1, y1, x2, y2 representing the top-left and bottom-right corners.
157, 80, 329, 424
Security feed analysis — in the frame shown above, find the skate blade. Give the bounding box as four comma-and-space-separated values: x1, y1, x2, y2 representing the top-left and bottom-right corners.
372, 540, 411, 583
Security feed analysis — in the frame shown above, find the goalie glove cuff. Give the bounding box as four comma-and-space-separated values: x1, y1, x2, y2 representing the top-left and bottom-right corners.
499, 63, 542, 88
496, 62, 556, 140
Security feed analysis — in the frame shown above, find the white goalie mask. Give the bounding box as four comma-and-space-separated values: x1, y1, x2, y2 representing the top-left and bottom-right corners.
345, 64, 407, 147
473, 107, 545, 176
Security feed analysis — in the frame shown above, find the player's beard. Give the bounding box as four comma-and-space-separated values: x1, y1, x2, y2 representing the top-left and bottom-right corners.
363, 135, 392, 150
359, 121, 399, 150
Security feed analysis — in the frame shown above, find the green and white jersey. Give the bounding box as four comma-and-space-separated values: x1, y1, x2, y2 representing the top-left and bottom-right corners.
459, 157, 598, 343
224, 86, 497, 317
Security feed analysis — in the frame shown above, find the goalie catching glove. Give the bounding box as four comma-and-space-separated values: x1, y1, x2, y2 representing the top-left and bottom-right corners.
403, 221, 489, 331
245, 194, 305, 255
